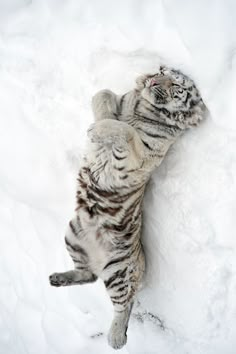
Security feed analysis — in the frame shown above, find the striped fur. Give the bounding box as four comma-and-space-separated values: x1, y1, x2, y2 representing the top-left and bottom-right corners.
49, 66, 206, 349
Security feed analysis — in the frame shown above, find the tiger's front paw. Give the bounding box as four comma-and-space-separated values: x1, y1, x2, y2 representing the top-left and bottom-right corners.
49, 272, 72, 287
107, 328, 127, 350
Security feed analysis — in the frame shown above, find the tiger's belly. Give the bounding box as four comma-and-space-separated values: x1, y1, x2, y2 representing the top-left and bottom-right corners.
83, 229, 109, 275
77, 210, 110, 275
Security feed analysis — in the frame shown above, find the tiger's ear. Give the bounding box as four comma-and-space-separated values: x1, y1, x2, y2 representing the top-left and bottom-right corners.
135, 74, 152, 90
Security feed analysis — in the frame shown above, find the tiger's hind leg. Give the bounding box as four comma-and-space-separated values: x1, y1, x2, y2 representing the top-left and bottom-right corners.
92, 89, 119, 121
102, 248, 145, 349
88, 119, 145, 171
107, 302, 134, 350
49, 217, 97, 287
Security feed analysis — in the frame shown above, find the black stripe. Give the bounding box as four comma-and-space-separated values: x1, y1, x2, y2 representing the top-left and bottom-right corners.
65, 238, 88, 257
120, 194, 143, 225
184, 92, 191, 105
114, 147, 124, 153
119, 94, 126, 115
120, 174, 128, 180
112, 298, 128, 306
116, 285, 128, 293
104, 268, 127, 289
108, 280, 124, 290
90, 160, 108, 176
104, 222, 127, 233
86, 190, 104, 203
142, 104, 158, 115
137, 127, 168, 139
103, 197, 143, 235
69, 221, 78, 236
134, 112, 163, 125
112, 151, 126, 160
134, 111, 180, 133
114, 166, 125, 171
153, 86, 166, 98
76, 196, 87, 208
128, 240, 141, 259
146, 100, 166, 112
159, 107, 171, 118
108, 185, 144, 204
141, 139, 153, 150
111, 292, 128, 301
117, 243, 133, 251
132, 209, 142, 225
133, 99, 140, 113
71, 257, 83, 263
96, 204, 122, 216
90, 186, 114, 198
123, 231, 134, 240
103, 255, 128, 270
74, 266, 87, 270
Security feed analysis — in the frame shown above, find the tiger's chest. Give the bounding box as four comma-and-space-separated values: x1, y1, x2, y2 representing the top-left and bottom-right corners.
118, 93, 175, 164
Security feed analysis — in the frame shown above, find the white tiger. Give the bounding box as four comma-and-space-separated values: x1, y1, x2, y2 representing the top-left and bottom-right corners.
49, 66, 206, 349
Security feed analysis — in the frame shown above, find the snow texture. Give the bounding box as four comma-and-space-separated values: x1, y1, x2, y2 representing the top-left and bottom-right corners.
1, 0, 236, 353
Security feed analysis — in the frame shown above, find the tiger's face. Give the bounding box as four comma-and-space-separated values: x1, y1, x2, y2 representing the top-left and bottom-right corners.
139, 66, 200, 109
136, 66, 206, 128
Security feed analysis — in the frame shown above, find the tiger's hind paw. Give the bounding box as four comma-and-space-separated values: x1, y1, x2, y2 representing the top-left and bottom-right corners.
87, 121, 133, 146
107, 328, 127, 350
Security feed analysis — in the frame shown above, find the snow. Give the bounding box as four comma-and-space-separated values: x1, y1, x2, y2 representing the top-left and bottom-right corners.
0, 0, 236, 353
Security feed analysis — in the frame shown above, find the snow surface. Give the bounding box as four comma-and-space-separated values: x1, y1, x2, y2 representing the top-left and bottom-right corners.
1, 0, 236, 353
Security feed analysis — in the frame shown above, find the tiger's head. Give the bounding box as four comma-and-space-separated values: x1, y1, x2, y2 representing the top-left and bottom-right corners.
136, 66, 206, 128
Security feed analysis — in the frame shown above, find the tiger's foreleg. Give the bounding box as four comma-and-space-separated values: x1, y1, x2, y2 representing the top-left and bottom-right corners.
92, 89, 119, 121
49, 269, 97, 287
49, 218, 97, 287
